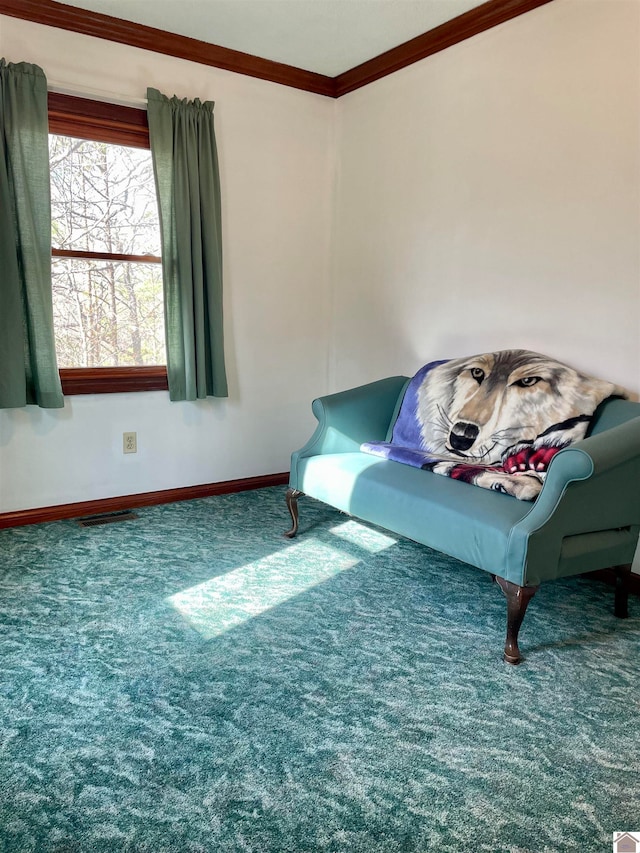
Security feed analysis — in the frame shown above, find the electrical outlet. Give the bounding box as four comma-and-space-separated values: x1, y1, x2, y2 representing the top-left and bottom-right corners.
123, 432, 137, 454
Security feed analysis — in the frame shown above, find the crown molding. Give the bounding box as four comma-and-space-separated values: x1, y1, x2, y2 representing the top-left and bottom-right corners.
0, 0, 555, 97
334, 0, 555, 97
0, 0, 336, 97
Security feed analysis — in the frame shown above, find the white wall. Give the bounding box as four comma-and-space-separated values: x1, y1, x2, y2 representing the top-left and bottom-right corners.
0, 17, 336, 511
331, 0, 640, 395
1, 0, 639, 523
330, 0, 640, 571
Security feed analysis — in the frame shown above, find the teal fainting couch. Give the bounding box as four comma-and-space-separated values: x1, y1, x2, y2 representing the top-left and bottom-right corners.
285, 377, 640, 664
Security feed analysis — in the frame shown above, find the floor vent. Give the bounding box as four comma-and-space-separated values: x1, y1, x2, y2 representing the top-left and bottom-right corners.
76, 510, 139, 527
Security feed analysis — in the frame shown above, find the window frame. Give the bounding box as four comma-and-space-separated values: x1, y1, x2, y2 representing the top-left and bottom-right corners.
48, 93, 168, 395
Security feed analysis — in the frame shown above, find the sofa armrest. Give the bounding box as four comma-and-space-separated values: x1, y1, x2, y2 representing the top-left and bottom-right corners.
506, 417, 640, 583
522, 416, 640, 530
289, 376, 409, 488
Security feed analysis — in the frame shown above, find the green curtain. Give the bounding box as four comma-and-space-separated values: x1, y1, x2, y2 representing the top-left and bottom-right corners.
147, 87, 228, 401
0, 59, 63, 409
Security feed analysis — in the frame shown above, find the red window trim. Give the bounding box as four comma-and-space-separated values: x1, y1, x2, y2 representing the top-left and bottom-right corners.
48, 92, 150, 147
50, 93, 168, 395
52, 248, 162, 264
59, 366, 168, 395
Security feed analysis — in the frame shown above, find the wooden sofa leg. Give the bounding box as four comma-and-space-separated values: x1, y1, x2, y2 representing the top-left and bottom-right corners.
284, 489, 304, 539
614, 563, 632, 619
494, 577, 539, 665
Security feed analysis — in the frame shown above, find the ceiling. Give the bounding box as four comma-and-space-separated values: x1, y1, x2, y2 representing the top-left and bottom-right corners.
58, 0, 487, 77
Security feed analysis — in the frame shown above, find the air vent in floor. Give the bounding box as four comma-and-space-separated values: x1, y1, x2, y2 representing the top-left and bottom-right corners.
76, 511, 139, 527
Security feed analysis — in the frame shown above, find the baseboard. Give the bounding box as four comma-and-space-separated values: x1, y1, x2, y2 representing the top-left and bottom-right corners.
0, 472, 289, 529
584, 568, 640, 599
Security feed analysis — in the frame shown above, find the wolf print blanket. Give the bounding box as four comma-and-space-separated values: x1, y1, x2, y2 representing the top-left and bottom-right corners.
361, 350, 626, 500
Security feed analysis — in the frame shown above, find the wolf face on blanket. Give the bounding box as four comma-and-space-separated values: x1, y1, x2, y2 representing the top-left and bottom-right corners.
361, 350, 625, 500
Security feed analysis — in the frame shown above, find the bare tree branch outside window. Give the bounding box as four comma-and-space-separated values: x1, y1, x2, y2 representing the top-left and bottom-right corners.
49, 135, 166, 368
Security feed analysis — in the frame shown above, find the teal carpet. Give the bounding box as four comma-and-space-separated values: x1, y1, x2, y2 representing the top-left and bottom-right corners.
0, 487, 638, 852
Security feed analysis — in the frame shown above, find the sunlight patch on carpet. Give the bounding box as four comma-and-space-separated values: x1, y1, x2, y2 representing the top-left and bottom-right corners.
329, 519, 397, 553
168, 539, 359, 638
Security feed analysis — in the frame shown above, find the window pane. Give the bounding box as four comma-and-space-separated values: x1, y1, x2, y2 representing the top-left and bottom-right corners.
52, 258, 166, 368
49, 135, 161, 256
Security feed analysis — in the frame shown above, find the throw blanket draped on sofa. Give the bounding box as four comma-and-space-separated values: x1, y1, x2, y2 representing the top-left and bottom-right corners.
361, 350, 625, 500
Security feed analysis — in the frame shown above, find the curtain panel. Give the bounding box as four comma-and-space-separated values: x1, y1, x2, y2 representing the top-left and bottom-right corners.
0, 59, 63, 409
147, 87, 228, 401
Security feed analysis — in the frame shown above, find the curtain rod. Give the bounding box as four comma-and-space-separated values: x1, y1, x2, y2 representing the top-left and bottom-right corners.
48, 80, 147, 109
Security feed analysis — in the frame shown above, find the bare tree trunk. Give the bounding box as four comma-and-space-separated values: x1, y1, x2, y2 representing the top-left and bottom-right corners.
100, 143, 119, 366
80, 164, 100, 366
125, 265, 143, 364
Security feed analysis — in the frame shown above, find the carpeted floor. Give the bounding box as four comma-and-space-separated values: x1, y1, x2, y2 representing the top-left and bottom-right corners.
0, 486, 638, 853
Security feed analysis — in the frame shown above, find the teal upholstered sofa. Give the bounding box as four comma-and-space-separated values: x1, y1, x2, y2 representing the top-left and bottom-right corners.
285, 376, 640, 663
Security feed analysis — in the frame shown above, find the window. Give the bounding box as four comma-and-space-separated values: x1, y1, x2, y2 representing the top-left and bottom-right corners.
48, 94, 168, 394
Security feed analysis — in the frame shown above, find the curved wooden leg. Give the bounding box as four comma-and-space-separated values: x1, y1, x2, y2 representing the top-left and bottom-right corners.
494, 576, 539, 665
614, 563, 632, 619
284, 488, 304, 538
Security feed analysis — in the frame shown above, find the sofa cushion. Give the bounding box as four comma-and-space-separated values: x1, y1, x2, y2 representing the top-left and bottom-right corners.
297, 452, 532, 581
